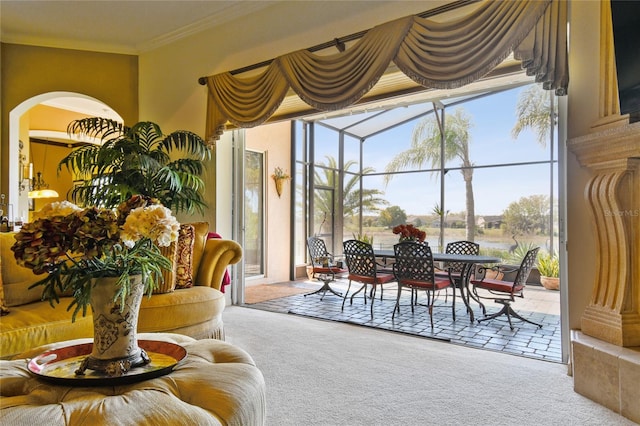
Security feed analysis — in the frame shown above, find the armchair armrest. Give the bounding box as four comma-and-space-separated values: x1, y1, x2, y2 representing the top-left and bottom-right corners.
195, 238, 243, 291
474, 263, 510, 282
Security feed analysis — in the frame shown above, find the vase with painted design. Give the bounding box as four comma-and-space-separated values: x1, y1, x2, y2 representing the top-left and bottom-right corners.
75, 275, 150, 377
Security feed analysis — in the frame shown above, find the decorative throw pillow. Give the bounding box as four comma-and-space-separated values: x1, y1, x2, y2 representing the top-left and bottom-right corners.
0, 257, 9, 316
175, 224, 196, 289
155, 240, 178, 294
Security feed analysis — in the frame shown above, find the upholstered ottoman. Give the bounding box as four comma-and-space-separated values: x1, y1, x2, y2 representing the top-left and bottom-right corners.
0, 333, 266, 425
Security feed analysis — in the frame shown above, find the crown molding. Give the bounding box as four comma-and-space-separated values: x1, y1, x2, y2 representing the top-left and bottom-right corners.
136, 2, 277, 53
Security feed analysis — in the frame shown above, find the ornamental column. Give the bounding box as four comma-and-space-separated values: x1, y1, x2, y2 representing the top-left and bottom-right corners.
568, 129, 640, 346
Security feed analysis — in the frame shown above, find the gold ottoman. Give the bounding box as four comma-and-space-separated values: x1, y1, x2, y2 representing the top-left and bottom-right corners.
0, 333, 266, 426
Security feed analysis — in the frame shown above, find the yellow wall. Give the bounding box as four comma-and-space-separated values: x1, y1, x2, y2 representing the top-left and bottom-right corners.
0, 43, 138, 198
29, 104, 92, 133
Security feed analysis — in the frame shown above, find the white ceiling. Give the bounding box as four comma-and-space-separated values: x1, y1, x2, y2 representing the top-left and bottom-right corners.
0, 1, 279, 54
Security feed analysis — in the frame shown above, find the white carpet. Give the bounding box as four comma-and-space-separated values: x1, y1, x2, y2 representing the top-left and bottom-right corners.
222, 306, 634, 426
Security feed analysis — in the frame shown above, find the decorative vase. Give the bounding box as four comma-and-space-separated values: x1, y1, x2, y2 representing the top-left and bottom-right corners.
75, 275, 150, 377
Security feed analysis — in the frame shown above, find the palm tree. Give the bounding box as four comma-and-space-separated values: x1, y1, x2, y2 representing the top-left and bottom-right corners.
384, 107, 476, 241
59, 117, 210, 214
315, 155, 389, 218
511, 83, 557, 255
511, 84, 554, 147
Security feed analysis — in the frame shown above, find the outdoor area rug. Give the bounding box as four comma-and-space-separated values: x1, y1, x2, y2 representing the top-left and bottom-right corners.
246, 280, 562, 363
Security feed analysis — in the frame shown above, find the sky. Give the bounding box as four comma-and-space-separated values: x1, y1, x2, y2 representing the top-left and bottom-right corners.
311, 84, 558, 217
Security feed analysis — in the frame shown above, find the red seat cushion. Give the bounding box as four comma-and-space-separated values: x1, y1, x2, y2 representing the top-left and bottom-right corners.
471, 278, 523, 294
400, 277, 450, 290
435, 271, 462, 280
313, 266, 347, 274
348, 272, 395, 285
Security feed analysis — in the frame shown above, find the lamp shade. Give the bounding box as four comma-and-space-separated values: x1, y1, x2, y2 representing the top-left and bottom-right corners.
28, 189, 59, 199
28, 171, 59, 199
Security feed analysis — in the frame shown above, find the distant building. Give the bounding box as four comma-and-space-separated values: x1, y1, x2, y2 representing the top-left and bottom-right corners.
477, 215, 503, 229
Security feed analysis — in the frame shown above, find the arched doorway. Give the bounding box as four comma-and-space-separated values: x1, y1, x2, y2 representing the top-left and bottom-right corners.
8, 92, 121, 217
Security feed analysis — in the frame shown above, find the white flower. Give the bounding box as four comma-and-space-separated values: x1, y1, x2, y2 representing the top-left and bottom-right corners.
33, 201, 82, 219
120, 204, 179, 247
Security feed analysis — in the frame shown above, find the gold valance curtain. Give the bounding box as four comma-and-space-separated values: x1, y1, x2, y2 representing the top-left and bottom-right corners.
205, 0, 568, 142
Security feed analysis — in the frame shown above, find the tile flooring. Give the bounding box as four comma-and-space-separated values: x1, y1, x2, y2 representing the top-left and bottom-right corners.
246, 278, 562, 363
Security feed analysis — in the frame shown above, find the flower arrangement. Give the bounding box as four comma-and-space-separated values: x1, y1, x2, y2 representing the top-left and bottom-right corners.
11, 195, 180, 320
392, 224, 426, 242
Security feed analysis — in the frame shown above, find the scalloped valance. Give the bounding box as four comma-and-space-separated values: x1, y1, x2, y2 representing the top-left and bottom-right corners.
204, 0, 568, 142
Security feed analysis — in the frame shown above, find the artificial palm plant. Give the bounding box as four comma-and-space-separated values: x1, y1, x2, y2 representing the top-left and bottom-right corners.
59, 117, 210, 214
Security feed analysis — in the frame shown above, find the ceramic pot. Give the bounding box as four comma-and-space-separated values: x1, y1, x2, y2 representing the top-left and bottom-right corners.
540, 275, 560, 290
75, 275, 150, 377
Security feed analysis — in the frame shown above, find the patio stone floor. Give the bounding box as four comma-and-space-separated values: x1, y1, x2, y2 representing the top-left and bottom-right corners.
245, 279, 562, 363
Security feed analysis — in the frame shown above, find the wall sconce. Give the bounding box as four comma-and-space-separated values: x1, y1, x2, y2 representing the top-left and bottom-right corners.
28, 172, 59, 199
18, 140, 32, 195
271, 167, 290, 198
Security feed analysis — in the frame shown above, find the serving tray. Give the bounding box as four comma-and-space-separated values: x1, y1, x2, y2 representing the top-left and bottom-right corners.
27, 340, 187, 386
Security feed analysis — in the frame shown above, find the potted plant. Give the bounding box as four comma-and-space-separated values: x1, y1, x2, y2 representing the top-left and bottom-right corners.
59, 117, 210, 214
11, 195, 180, 376
537, 251, 560, 290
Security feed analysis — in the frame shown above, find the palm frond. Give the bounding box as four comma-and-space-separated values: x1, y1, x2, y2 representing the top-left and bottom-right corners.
67, 117, 126, 140
160, 131, 210, 160
60, 117, 208, 212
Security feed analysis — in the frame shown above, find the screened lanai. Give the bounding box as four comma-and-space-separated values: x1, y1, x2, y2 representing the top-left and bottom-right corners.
293, 72, 560, 271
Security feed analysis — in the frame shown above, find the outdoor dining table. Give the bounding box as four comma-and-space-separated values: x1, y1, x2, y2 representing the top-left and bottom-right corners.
374, 249, 501, 322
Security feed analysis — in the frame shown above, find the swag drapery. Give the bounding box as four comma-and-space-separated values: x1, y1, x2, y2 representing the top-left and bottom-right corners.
204, 0, 568, 142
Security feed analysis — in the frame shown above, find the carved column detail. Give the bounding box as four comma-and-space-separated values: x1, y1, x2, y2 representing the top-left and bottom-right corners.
569, 123, 640, 347
581, 159, 640, 346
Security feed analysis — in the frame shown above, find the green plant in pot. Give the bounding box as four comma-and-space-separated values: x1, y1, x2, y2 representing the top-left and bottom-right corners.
537, 251, 559, 290
59, 117, 211, 214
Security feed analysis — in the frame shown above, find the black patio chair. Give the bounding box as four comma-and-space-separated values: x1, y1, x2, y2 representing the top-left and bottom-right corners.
392, 241, 454, 328
305, 236, 346, 299
470, 247, 542, 330
342, 239, 395, 318
435, 240, 480, 288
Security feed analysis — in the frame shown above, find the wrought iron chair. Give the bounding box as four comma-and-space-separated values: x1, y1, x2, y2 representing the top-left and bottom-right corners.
470, 247, 542, 330
434, 240, 480, 308
342, 239, 395, 318
435, 240, 480, 287
305, 236, 346, 299
392, 241, 454, 328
